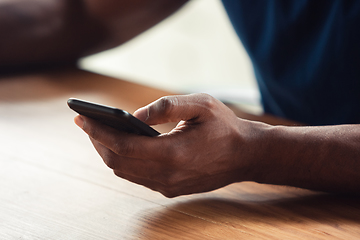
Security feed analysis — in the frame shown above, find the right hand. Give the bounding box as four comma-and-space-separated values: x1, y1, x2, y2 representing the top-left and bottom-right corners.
75, 93, 267, 197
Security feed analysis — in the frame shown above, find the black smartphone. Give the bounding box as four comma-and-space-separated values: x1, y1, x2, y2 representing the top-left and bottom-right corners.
67, 98, 160, 137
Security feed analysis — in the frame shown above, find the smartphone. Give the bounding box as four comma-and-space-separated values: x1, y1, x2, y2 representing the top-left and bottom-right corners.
67, 98, 160, 137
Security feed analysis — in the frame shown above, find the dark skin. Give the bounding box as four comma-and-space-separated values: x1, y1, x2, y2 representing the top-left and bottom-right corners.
75, 94, 360, 197
2, 0, 359, 197
0, 0, 188, 67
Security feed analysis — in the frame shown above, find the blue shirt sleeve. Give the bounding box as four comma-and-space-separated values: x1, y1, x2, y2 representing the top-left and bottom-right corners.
222, 0, 360, 125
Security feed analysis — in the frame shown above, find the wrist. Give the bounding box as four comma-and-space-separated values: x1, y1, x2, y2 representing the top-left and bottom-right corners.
250, 124, 313, 187
239, 121, 299, 185
252, 125, 288, 184
233, 118, 276, 183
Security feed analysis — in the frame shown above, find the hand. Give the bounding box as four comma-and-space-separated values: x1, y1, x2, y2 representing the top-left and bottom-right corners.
74, 93, 265, 197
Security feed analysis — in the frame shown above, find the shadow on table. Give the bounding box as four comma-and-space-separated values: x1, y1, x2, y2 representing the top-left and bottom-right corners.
138, 193, 360, 239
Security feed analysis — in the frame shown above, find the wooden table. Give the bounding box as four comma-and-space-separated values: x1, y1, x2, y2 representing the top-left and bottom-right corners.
0, 68, 359, 239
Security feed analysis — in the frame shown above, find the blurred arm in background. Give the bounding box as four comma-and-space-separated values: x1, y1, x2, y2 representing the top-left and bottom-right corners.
0, 0, 188, 69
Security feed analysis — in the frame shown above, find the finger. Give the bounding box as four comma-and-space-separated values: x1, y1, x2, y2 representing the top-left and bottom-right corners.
90, 138, 170, 195
133, 93, 220, 125
113, 168, 190, 198
90, 137, 126, 170
75, 115, 165, 160
113, 170, 185, 198
90, 137, 175, 185
90, 137, 146, 173
113, 170, 169, 196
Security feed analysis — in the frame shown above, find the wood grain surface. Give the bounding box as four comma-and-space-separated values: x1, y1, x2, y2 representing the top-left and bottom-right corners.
0, 68, 359, 239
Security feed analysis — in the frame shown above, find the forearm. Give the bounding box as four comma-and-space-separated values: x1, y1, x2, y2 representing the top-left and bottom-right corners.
0, 0, 101, 67
254, 123, 360, 194
74, 93, 360, 197
0, 0, 187, 68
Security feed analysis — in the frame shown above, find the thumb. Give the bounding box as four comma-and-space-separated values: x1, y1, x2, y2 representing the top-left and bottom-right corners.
133, 93, 216, 125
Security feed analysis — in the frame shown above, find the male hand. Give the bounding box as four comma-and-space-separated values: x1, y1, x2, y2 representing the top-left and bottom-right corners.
74, 93, 265, 197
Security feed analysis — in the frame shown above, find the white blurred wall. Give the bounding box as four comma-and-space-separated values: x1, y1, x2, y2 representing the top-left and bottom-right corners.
80, 0, 261, 113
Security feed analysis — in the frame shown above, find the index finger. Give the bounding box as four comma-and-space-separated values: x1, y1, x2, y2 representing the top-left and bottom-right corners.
75, 115, 167, 160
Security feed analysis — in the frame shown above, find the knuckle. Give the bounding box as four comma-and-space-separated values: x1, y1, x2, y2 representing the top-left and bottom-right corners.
85, 122, 99, 139
102, 151, 119, 170
162, 191, 178, 199
112, 141, 135, 157
113, 170, 122, 178
158, 186, 180, 198
199, 93, 217, 109
162, 174, 178, 187
157, 96, 176, 117
154, 169, 179, 189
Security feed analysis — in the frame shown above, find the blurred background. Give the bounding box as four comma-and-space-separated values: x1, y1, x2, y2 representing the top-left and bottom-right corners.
80, 0, 261, 114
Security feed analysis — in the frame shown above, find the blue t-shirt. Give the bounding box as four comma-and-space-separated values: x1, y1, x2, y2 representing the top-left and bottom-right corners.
221, 0, 360, 125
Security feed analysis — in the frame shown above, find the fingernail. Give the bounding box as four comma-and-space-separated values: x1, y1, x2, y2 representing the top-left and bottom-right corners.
74, 115, 84, 128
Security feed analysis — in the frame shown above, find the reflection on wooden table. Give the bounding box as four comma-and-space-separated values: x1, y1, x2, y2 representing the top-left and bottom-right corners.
0, 68, 359, 239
